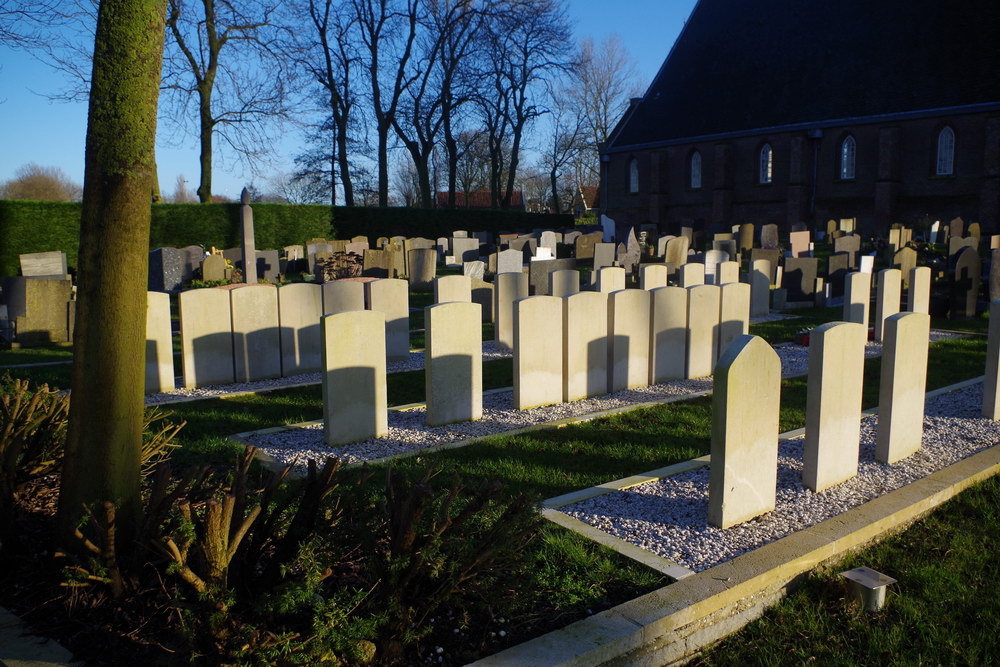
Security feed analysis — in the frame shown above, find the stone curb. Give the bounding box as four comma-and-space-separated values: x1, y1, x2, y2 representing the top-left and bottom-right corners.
0, 607, 79, 667
471, 377, 996, 666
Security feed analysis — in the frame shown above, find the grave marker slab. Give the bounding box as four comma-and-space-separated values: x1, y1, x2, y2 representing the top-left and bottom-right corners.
782, 257, 819, 301
594, 243, 616, 271
529, 258, 577, 296
231, 285, 281, 382
495, 272, 529, 349
425, 302, 482, 425
718, 282, 750, 359
366, 279, 410, 361
513, 296, 564, 409
607, 289, 651, 392
760, 224, 779, 250
322, 280, 366, 315
563, 292, 609, 401
686, 284, 721, 378
148, 248, 183, 292
640, 264, 668, 290
549, 269, 580, 297
750, 259, 771, 317
408, 248, 437, 289
649, 286, 687, 383
145, 291, 175, 393
908, 266, 931, 314
179, 288, 235, 388
595, 266, 626, 293
875, 312, 930, 464
278, 283, 323, 375
322, 310, 387, 444
19, 251, 67, 278
843, 271, 871, 329
435, 274, 472, 304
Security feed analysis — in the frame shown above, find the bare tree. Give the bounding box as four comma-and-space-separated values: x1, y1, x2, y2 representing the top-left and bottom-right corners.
284, 0, 360, 205
0, 0, 67, 48
539, 81, 586, 214
170, 174, 197, 202
0, 163, 82, 201
476, 0, 572, 209
162, 0, 289, 202
569, 34, 641, 182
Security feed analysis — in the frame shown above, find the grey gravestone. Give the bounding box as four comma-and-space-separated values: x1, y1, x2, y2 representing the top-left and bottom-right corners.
528, 258, 577, 296
497, 249, 523, 274
509, 236, 537, 259
782, 257, 819, 301
990, 249, 1000, 303
564, 230, 582, 245
833, 234, 860, 268
680, 226, 694, 246
148, 247, 183, 292
618, 227, 641, 276
408, 248, 437, 289
19, 251, 67, 279
540, 230, 560, 254
760, 224, 779, 250
750, 248, 781, 284
201, 254, 226, 282
826, 252, 851, 298
223, 247, 243, 264
712, 239, 737, 260
738, 223, 754, 251
594, 243, 616, 271
950, 217, 965, 240
463, 260, 486, 281
893, 247, 918, 288
239, 188, 257, 283
363, 249, 391, 278
256, 250, 280, 282
950, 246, 980, 319
574, 232, 601, 259
9, 277, 73, 346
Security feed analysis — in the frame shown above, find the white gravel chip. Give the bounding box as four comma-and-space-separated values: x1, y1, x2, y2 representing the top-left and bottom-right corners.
561, 382, 996, 573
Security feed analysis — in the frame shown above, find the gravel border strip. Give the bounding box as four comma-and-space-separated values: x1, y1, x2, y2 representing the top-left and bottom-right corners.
559, 380, 996, 573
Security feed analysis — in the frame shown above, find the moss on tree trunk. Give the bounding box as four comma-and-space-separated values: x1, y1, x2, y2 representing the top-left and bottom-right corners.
59, 0, 168, 552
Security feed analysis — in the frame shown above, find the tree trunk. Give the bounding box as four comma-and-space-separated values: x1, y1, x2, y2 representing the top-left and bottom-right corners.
59, 0, 168, 554
336, 117, 353, 206
550, 168, 560, 215
197, 88, 213, 203
377, 122, 389, 207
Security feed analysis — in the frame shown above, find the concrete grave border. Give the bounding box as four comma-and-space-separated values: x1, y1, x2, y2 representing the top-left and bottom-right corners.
473, 376, 992, 666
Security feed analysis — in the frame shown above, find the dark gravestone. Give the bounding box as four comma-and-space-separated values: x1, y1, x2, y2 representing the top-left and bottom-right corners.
950, 246, 980, 319
750, 248, 781, 284
826, 252, 851, 299
574, 231, 601, 259
148, 247, 183, 292
256, 250, 280, 282
949, 217, 965, 240
564, 230, 582, 245
782, 257, 819, 302
990, 249, 1000, 303
760, 224, 779, 250
528, 258, 577, 296
791, 222, 808, 232
712, 239, 738, 260
680, 226, 694, 245
223, 247, 243, 266
833, 234, 860, 268
594, 243, 616, 271
179, 245, 204, 282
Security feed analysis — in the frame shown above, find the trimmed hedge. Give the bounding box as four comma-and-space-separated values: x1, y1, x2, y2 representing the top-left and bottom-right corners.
0, 199, 572, 276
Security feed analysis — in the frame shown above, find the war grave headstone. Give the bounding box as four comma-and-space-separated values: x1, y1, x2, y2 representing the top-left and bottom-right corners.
362, 249, 391, 278
345, 241, 369, 258
704, 249, 728, 285
873, 269, 901, 342
843, 271, 872, 329
463, 260, 486, 281
231, 285, 281, 381
859, 254, 875, 274
803, 321, 866, 492
322, 310, 387, 444
145, 291, 175, 394
649, 286, 687, 383
718, 282, 750, 359
540, 230, 560, 255
950, 245, 981, 319
20, 251, 68, 279
435, 275, 472, 304
512, 296, 564, 409
749, 248, 780, 284
760, 224, 779, 250
408, 248, 437, 289
549, 268, 580, 297
425, 302, 482, 425
656, 235, 673, 258
276, 282, 323, 376
708, 335, 781, 529
750, 259, 771, 317
680, 226, 694, 245
833, 234, 860, 269
679, 262, 705, 287
436, 237, 449, 260
717, 260, 739, 285
888, 227, 902, 255
322, 280, 365, 315
563, 291, 609, 401
789, 230, 811, 258
452, 237, 480, 263
495, 272, 529, 349
471, 278, 494, 323
992, 236, 1000, 251
782, 257, 819, 302
595, 266, 626, 293
607, 289, 651, 392
593, 243, 616, 272
908, 266, 931, 314
496, 248, 524, 274
640, 264, 668, 290
179, 288, 235, 388
966, 222, 982, 243
148, 247, 183, 292
256, 250, 280, 282
983, 301, 1000, 419
892, 247, 918, 289
738, 223, 754, 252
686, 284, 721, 378
365, 278, 410, 361
664, 236, 690, 269
875, 312, 930, 464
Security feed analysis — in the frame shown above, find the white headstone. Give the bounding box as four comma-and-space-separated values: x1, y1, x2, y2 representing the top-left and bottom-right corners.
513, 295, 564, 409
563, 292, 609, 401
640, 264, 668, 290
679, 262, 705, 288
322, 310, 388, 444
278, 283, 323, 375
649, 286, 688, 383
179, 288, 235, 388
875, 312, 930, 464
704, 249, 728, 285
366, 278, 410, 361
859, 255, 875, 274
230, 284, 281, 381
425, 302, 482, 425
607, 289, 651, 391
495, 272, 529, 349
322, 280, 365, 315
595, 266, 626, 293
549, 269, 580, 298
843, 271, 872, 330
874, 269, 901, 343
145, 291, 175, 393
907, 266, 931, 314
718, 282, 751, 359
434, 274, 472, 303
686, 284, 721, 378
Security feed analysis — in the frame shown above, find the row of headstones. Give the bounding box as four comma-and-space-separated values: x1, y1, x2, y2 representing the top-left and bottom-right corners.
146, 279, 413, 391
709, 311, 931, 529
320, 279, 752, 446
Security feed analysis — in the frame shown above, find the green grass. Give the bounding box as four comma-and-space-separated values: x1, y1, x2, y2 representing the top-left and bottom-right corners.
0, 345, 74, 366
696, 474, 1000, 666
749, 306, 842, 343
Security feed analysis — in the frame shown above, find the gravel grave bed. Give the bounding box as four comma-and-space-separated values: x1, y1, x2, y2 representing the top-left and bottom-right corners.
561, 382, 995, 573
242, 331, 962, 469
145, 341, 515, 405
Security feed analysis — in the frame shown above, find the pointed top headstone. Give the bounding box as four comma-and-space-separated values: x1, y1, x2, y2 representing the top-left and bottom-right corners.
241, 187, 251, 205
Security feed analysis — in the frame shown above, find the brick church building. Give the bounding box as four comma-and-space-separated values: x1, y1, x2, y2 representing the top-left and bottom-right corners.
600, 0, 1000, 235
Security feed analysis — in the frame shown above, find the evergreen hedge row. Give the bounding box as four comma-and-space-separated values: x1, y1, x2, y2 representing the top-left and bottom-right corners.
0, 199, 572, 276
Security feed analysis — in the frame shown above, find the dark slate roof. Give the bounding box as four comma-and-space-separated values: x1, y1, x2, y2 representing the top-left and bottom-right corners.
608, 0, 1000, 151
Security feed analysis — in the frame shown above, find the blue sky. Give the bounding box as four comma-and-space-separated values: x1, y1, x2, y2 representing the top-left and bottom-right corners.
0, 0, 697, 200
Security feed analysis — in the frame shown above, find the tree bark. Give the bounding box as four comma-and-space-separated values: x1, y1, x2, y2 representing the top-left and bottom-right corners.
59, 0, 168, 553
197, 85, 214, 202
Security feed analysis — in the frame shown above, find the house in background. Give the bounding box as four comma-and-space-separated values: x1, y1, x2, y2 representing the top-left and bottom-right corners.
600, 0, 1000, 235
435, 190, 526, 211
572, 185, 601, 219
